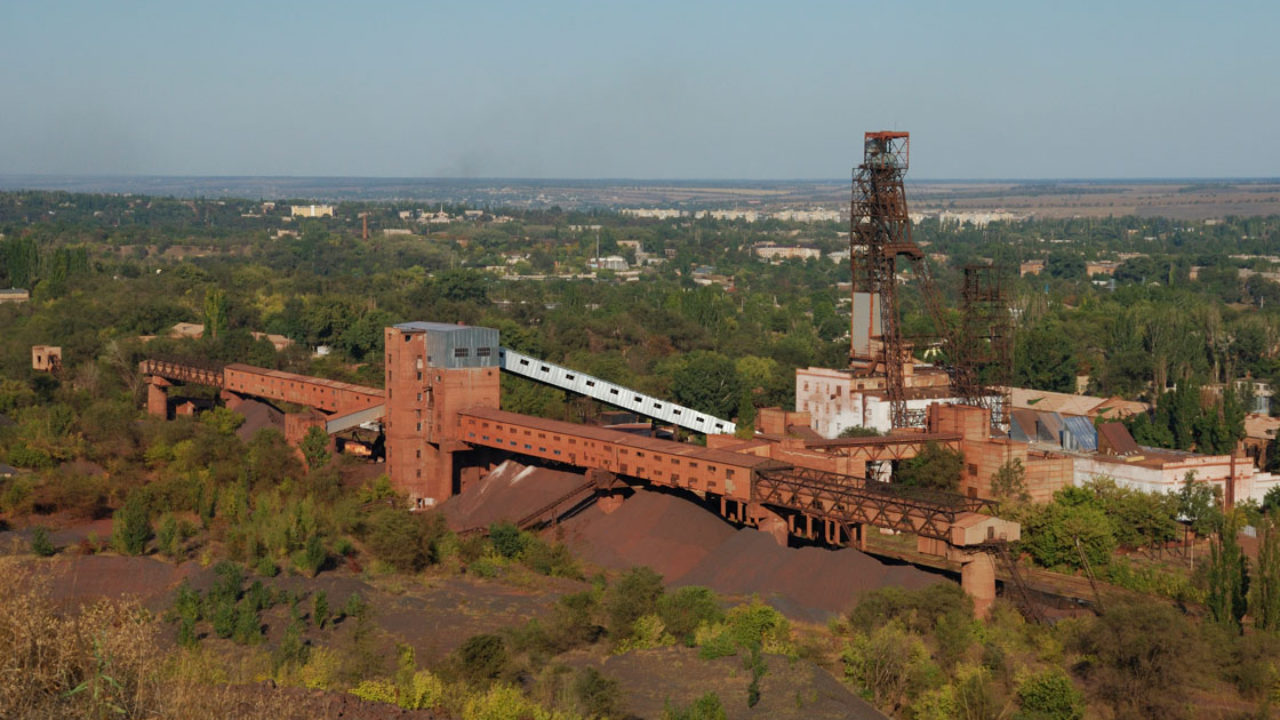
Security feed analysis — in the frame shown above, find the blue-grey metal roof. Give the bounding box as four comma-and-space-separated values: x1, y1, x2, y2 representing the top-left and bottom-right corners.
395, 321, 481, 333
1061, 415, 1098, 452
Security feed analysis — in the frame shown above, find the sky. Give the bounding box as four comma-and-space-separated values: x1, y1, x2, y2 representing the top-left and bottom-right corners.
1, 1, 1277, 180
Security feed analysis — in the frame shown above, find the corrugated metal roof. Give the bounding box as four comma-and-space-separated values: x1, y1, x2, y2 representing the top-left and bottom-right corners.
1061, 415, 1098, 452
1036, 411, 1066, 444
395, 321, 475, 333
1009, 409, 1038, 443
1097, 422, 1140, 456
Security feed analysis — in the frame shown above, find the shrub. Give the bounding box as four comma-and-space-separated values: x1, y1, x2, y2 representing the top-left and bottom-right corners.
363, 508, 448, 573
111, 492, 152, 556
1015, 667, 1084, 720
313, 590, 330, 629
574, 668, 621, 718
457, 633, 508, 684
614, 613, 675, 653
663, 692, 727, 720
489, 522, 527, 559
255, 556, 278, 577
657, 586, 723, 645
1073, 600, 1200, 718
155, 513, 179, 558
521, 537, 582, 578
292, 534, 326, 577
848, 583, 973, 635
30, 526, 56, 557
605, 567, 664, 641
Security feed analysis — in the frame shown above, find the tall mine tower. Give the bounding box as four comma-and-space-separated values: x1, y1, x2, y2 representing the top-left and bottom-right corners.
849, 131, 921, 428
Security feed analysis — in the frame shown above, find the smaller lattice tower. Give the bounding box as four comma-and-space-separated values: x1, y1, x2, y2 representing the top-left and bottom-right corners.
849, 131, 921, 428
957, 264, 1013, 426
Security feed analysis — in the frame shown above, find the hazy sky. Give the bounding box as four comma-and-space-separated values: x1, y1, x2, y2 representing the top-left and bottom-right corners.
1, 1, 1276, 179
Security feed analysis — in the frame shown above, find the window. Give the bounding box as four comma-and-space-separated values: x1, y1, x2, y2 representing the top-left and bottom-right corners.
637, 452, 645, 458
454, 348, 470, 358
416, 449, 421, 458
476, 347, 492, 357
586, 380, 596, 388
968, 464, 978, 476
726, 469, 735, 479
565, 373, 575, 381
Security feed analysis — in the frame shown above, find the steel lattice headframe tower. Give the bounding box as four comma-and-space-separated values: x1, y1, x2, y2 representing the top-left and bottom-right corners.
959, 264, 1013, 426
850, 131, 921, 428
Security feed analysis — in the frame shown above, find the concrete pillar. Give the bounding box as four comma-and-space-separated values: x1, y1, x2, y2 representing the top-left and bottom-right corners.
960, 551, 997, 620
747, 504, 789, 547
219, 389, 245, 411
146, 378, 170, 418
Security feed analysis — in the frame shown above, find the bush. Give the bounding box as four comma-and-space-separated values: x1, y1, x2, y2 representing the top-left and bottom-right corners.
663, 692, 727, 720
1074, 600, 1200, 718
574, 667, 622, 718
521, 537, 582, 579
111, 492, 152, 556
605, 567, 664, 641
657, 586, 723, 645
363, 508, 448, 573
456, 633, 508, 685
489, 522, 526, 559
1015, 667, 1084, 720
292, 534, 326, 577
849, 583, 973, 635
30, 526, 56, 557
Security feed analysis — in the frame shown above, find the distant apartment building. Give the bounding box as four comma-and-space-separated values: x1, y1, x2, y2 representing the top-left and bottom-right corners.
621, 208, 686, 220
771, 208, 842, 222
754, 245, 822, 261
1020, 260, 1046, 277
0, 288, 30, 304
588, 256, 629, 271
290, 204, 335, 218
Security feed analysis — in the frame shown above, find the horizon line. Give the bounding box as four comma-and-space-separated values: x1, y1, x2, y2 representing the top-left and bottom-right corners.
2, 173, 1279, 185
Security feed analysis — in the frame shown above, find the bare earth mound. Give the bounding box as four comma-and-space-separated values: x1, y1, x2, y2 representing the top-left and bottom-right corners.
558, 487, 943, 622
441, 460, 590, 531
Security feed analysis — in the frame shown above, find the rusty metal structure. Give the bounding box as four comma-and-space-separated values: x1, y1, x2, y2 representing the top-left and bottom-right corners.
848, 131, 1012, 429
953, 264, 1013, 426
140, 320, 1022, 615
850, 132, 921, 428
755, 466, 997, 542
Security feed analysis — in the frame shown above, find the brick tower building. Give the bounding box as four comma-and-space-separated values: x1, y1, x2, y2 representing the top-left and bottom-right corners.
383, 322, 500, 506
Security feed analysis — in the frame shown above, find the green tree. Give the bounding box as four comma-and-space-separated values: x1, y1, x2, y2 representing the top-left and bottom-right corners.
1075, 600, 1199, 718
1177, 473, 1222, 536
1015, 321, 1076, 392
1207, 511, 1249, 631
300, 425, 330, 470
111, 492, 152, 556
1015, 668, 1084, 720
605, 566, 665, 641
671, 351, 742, 421
991, 458, 1031, 504
30, 526, 56, 557
203, 286, 228, 340
1250, 518, 1280, 632
895, 441, 964, 491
